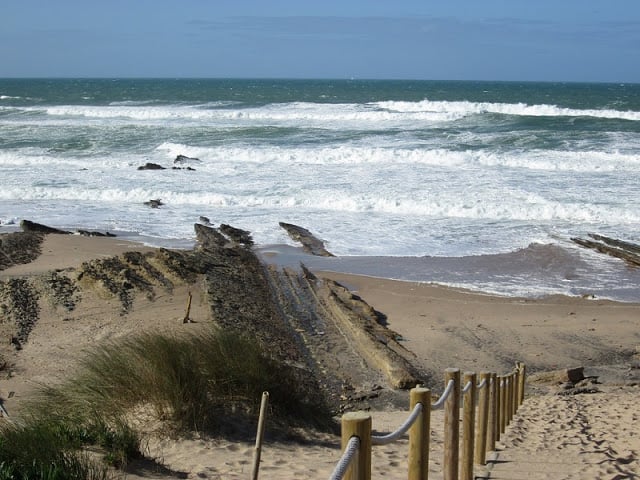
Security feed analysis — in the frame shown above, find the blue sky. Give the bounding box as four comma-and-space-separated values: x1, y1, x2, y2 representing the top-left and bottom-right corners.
2, 0, 639, 82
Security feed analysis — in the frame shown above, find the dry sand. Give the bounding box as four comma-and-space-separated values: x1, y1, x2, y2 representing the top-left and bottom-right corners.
1, 234, 639, 479
319, 272, 640, 380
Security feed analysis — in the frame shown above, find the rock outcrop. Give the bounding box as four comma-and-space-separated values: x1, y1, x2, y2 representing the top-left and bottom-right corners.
279, 222, 334, 257
137, 162, 166, 170
20, 220, 71, 235
0, 223, 426, 411
572, 234, 640, 267
144, 199, 164, 208
174, 154, 201, 165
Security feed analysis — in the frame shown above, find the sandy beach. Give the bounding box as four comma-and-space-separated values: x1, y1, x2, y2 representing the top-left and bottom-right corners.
1, 230, 639, 479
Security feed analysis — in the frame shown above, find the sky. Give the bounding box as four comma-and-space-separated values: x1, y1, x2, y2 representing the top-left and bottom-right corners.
1, 0, 639, 82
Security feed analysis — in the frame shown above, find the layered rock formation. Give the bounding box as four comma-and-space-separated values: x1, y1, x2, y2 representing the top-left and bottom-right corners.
0, 222, 424, 412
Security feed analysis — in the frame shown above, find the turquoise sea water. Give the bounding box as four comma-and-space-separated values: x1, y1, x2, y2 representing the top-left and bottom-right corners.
1, 79, 639, 299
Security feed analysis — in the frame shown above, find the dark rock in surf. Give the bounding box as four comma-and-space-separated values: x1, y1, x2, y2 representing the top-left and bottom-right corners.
77, 230, 116, 237
20, 220, 72, 235
172, 166, 196, 171
144, 199, 164, 208
137, 162, 166, 170
571, 234, 640, 267
174, 155, 201, 165
279, 222, 334, 257
219, 224, 254, 246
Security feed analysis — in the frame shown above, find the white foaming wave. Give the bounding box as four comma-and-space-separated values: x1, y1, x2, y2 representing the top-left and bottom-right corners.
37, 102, 461, 126
376, 99, 640, 121
108, 100, 165, 106
300, 190, 640, 225
476, 149, 640, 172
0, 150, 88, 168
0, 95, 22, 100
0, 149, 138, 169
10, 99, 640, 125
155, 142, 640, 174
232, 102, 462, 123
0, 186, 200, 204
44, 105, 210, 121
156, 141, 471, 167
4, 184, 635, 227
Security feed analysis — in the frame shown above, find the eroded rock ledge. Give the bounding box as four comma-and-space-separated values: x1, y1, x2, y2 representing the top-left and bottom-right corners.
279, 222, 335, 257
572, 234, 640, 267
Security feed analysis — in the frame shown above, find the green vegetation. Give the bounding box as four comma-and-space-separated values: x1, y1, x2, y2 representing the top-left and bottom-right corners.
0, 330, 334, 479
0, 420, 111, 480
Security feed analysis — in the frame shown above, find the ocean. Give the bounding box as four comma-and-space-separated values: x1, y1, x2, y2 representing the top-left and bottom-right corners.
1, 78, 639, 300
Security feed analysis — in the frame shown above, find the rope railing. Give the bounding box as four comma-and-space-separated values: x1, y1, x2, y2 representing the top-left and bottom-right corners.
371, 402, 423, 445
432, 378, 455, 410
329, 436, 360, 480
328, 361, 527, 480
461, 380, 473, 394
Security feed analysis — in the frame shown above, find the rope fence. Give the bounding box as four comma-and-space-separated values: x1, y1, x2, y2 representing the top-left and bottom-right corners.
371, 402, 423, 445
329, 436, 360, 480
330, 361, 527, 480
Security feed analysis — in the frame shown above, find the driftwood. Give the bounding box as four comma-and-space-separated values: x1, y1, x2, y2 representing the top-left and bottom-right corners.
571, 234, 640, 267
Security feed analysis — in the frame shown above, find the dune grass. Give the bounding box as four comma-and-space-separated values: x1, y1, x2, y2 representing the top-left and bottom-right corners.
0, 329, 334, 479
0, 420, 111, 480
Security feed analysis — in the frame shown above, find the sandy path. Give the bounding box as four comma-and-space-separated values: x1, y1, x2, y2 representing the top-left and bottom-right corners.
125, 409, 449, 480
486, 388, 640, 480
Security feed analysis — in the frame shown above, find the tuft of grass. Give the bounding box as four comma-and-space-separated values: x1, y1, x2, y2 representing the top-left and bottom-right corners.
0, 420, 109, 480
32, 329, 334, 434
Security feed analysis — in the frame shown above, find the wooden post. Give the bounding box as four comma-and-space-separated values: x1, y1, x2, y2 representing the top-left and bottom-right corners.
182, 291, 193, 323
505, 374, 512, 425
507, 375, 513, 425
409, 387, 431, 480
495, 375, 501, 441
461, 372, 476, 480
517, 362, 526, 406
444, 368, 460, 480
251, 391, 269, 480
499, 376, 507, 434
512, 370, 519, 416
342, 412, 372, 480
474, 372, 491, 465
510, 372, 517, 419
487, 372, 498, 450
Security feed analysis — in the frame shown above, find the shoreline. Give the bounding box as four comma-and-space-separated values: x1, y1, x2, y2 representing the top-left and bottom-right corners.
3, 226, 640, 303
257, 242, 640, 304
